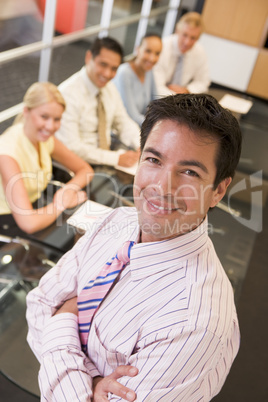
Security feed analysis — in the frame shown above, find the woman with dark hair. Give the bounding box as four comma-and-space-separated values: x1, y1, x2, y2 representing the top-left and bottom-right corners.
113, 33, 162, 126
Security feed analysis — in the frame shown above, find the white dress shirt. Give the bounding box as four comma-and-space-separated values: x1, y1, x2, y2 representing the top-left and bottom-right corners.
56, 67, 140, 167
154, 34, 211, 96
26, 207, 240, 401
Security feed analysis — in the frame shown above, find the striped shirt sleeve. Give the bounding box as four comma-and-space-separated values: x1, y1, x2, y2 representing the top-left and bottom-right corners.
39, 313, 94, 401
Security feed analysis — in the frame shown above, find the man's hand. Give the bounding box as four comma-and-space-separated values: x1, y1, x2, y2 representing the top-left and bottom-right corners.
118, 150, 140, 167
93, 365, 138, 401
54, 297, 78, 316
168, 84, 189, 94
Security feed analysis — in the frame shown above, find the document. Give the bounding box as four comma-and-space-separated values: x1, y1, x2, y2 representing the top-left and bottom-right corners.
115, 162, 138, 176
67, 200, 112, 232
219, 94, 253, 114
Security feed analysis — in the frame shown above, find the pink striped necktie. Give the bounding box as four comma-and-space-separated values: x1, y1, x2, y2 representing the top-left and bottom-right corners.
77, 240, 135, 353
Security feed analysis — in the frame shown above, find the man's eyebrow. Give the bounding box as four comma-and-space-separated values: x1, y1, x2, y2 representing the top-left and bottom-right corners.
143, 147, 163, 159
143, 148, 209, 174
180, 160, 209, 174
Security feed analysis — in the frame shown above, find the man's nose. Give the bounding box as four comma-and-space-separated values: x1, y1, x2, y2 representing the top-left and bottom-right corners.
103, 67, 114, 80
156, 170, 178, 195
184, 36, 191, 46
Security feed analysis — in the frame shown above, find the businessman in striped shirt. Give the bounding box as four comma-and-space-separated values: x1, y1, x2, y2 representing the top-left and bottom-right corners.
26, 94, 242, 401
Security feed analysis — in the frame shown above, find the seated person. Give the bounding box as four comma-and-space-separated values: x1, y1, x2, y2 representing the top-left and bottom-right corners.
55, 36, 140, 168
154, 11, 210, 95
0, 82, 93, 236
27, 93, 241, 401
113, 33, 162, 127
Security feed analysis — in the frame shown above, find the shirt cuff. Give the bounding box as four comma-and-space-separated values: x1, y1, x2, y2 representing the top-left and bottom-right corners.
110, 149, 125, 166
42, 313, 80, 356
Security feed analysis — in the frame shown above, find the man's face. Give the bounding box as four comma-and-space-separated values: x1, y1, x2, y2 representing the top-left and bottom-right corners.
177, 23, 201, 53
133, 120, 230, 243
85, 47, 121, 88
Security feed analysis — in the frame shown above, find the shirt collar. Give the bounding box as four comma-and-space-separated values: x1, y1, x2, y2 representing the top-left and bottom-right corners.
80, 66, 99, 97
129, 218, 209, 280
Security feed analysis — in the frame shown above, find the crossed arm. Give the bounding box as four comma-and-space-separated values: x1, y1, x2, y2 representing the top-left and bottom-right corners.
38, 297, 225, 401
54, 297, 137, 402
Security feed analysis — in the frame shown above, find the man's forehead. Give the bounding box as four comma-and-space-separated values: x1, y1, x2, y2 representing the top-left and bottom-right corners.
97, 48, 121, 62
178, 22, 201, 35
144, 120, 219, 149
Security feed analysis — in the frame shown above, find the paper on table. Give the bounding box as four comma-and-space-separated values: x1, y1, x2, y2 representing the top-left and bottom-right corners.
219, 94, 253, 114
115, 162, 138, 176
67, 200, 112, 231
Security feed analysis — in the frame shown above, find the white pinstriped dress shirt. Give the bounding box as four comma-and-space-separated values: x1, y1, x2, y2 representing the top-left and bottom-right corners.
26, 207, 240, 401
56, 67, 140, 167
153, 34, 211, 96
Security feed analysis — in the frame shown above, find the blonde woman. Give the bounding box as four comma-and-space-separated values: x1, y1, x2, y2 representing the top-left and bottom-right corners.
0, 82, 93, 235
113, 33, 162, 127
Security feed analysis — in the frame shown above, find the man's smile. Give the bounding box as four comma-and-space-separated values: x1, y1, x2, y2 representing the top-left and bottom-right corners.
144, 195, 184, 215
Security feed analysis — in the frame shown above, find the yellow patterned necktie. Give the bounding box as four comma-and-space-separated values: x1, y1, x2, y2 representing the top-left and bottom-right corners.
97, 91, 109, 150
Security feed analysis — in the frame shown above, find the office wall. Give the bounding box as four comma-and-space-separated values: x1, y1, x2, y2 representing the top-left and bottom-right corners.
201, 0, 268, 99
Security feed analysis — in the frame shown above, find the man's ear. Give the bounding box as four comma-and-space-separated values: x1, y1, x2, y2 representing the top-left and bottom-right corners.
210, 177, 232, 208
85, 50, 92, 65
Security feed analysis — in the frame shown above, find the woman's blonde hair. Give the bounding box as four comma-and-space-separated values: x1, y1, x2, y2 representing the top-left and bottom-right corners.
14, 81, 65, 124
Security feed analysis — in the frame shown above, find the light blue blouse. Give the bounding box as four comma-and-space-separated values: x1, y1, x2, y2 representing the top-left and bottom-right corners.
113, 62, 158, 127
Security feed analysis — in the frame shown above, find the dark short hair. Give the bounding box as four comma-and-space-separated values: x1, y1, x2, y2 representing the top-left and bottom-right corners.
140, 94, 242, 188
140, 32, 162, 44
90, 36, 124, 62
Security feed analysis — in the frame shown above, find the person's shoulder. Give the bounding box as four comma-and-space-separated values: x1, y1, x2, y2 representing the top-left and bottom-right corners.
105, 79, 124, 99
191, 40, 207, 56
0, 123, 22, 142
162, 33, 177, 46
0, 124, 23, 156
157, 34, 176, 61
58, 69, 84, 93
117, 62, 131, 74
59, 68, 90, 105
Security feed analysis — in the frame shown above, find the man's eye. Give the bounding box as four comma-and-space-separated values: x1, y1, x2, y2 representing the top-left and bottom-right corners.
185, 169, 199, 177
147, 157, 160, 165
